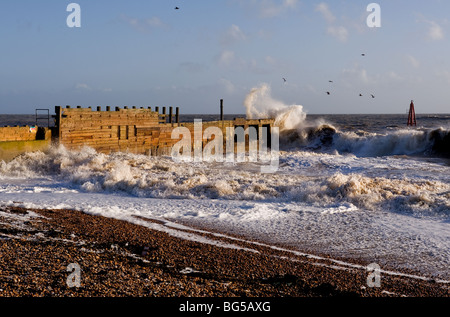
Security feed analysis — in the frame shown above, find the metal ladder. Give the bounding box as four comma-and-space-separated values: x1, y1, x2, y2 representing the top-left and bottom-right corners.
35, 109, 50, 127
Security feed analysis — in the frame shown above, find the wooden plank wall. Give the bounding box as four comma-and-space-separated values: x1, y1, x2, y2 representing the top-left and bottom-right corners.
0, 126, 52, 162
56, 106, 275, 156
56, 106, 186, 155
0, 126, 39, 142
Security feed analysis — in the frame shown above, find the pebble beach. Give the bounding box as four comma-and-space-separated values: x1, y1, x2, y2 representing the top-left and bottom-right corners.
0, 205, 448, 299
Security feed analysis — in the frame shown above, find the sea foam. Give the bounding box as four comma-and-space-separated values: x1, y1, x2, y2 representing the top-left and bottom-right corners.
1, 144, 449, 218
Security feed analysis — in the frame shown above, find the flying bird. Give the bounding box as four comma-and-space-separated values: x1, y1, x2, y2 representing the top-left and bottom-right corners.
282, 78, 287, 83
361, 53, 365, 56
175, 7, 179, 10
326, 91, 330, 95
359, 94, 363, 96
371, 94, 375, 98
329, 80, 333, 83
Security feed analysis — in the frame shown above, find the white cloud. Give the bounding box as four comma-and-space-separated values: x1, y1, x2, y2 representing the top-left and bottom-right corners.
327, 26, 349, 42
235, 0, 299, 18
75, 83, 112, 93
316, 3, 349, 42
120, 14, 165, 33
260, 0, 298, 18
221, 24, 247, 45
215, 51, 274, 75
387, 71, 403, 81
216, 50, 236, 67
229, 24, 246, 41
427, 21, 444, 41
315, 3, 336, 24
247, 58, 268, 74
342, 64, 372, 85
219, 78, 236, 94
75, 83, 91, 90
257, 29, 273, 40
406, 55, 420, 68
264, 55, 277, 65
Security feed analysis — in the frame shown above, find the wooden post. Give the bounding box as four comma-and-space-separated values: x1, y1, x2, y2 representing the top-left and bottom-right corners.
176, 107, 179, 124
169, 107, 173, 123
220, 99, 224, 121
54, 106, 62, 142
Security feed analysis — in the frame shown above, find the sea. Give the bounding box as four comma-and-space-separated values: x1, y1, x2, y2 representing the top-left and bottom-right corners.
0, 99, 449, 282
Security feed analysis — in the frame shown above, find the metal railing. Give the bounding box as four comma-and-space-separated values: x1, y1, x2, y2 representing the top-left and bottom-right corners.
35, 109, 50, 127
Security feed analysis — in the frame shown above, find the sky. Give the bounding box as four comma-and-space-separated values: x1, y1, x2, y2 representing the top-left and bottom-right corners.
0, 0, 449, 115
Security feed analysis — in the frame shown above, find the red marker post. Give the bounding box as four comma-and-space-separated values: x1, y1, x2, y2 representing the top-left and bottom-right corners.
407, 100, 416, 126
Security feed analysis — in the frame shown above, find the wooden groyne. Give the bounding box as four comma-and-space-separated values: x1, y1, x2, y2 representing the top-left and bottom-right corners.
0, 104, 275, 161
0, 126, 52, 162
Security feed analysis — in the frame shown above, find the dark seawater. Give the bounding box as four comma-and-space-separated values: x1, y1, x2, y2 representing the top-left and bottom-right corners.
1, 113, 449, 158
298, 114, 450, 158
2, 113, 448, 130
307, 113, 450, 133
0, 114, 42, 127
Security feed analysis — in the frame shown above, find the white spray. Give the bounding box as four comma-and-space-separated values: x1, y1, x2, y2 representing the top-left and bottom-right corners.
244, 83, 307, 131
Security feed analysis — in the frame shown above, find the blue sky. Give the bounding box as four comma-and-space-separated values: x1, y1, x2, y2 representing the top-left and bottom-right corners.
0, 0, 449, 114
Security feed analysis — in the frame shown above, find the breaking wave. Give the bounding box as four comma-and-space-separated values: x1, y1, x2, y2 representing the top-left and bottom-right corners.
282, 126, 450, 158
245, 83, 307, 131
333, 128, 450, 158
244, 83, 449, 158
1, 145, 449, 217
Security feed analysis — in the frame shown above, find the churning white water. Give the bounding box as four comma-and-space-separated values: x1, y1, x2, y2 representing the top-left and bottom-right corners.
245, 83, 307, 131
